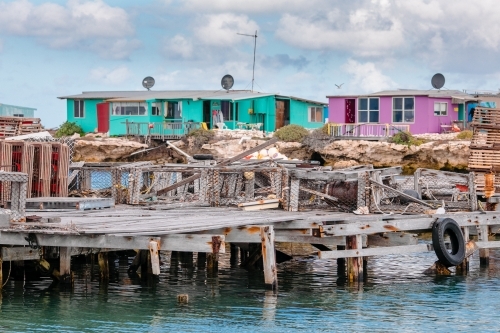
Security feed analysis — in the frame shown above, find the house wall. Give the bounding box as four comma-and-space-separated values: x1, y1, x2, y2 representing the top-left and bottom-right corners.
289, 99, 325, 129
327, 95, 459, 134
328, 98, 348, 123
67, 99, 103, 133
0, 104, 36, 118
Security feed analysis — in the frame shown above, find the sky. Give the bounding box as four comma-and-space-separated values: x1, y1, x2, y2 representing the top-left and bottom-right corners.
1, 0, 500, 128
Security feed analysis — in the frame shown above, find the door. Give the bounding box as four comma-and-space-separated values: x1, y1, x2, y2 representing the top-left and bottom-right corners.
345, 99, 355, 123
203, 101, 211, 129
97, 103, 110, 133
275, 100, 285, 130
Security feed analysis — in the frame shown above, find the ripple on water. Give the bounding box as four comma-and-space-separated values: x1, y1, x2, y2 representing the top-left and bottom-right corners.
0, 249, 499, 332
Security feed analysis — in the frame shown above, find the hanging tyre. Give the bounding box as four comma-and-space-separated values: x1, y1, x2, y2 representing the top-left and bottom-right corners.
432, 218, 465, 267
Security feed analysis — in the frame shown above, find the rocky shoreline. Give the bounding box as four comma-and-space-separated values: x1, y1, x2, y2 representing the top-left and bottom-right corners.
72, 130, 470, 174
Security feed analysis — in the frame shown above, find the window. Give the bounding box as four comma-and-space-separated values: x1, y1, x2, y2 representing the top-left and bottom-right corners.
221, 101, 238, 121
309, 106, 323, 122
74, 100, 84, 118
434, 102, 447, 116
112, 102, 147, 116
152, 103, 161, 116
393, 97, 415, 123
358, 98, 379, 123
165, 102, 181, 119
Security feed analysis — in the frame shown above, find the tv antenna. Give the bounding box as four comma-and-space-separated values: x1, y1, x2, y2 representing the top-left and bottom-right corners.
431, 73, 445, 90
237, 30, 257, 92
142, 76, 155, 90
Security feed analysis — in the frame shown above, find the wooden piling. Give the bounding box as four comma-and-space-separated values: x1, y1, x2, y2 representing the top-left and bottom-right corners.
477, 225, 490, 265
230, 244, 239, 267
59, 247, 73, 285
261, 226, 278, 290
456, 227, 470, 275
0, 247, 3, 290
206, 253, 218, 276
337, 245, 346, 277
346, 235, 363, 282
197, 252, 206, 269
149, 240, 161, 276
98, 252, 109, 280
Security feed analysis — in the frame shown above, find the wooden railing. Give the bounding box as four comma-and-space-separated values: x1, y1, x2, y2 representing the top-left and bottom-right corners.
327, 123, 410, 138
124, 121, 201, 139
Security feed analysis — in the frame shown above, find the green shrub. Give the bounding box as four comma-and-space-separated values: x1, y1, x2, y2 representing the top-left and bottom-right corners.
55, 121, 84, 138
186, 128, 215, 147
389, 131, 425, 146
456, 130, 473, 140
274, 124, 309, 142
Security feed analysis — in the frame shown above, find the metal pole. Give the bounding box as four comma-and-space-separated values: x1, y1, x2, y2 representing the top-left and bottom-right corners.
252, 30, 257, 92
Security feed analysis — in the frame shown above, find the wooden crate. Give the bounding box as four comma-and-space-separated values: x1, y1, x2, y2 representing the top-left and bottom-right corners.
471, 107, 500, 128
470, 127, 500, 148
468, 150, 500, 170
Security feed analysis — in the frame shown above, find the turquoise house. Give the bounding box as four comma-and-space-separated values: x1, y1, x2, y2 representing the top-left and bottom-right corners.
0, 103, 36, 118
58, 90, 326, 137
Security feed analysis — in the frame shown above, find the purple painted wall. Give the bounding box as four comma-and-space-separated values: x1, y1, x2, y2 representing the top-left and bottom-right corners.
327, 95, 459, 134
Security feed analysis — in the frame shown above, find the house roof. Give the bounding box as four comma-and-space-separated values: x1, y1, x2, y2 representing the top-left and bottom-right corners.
58, 90, 327, 105
327, 89, 478, 101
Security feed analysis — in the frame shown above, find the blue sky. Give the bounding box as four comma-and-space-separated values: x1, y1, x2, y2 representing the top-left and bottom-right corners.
1, 0, 499, 128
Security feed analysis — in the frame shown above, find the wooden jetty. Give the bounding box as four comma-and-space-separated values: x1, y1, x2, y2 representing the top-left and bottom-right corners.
1, 138, 500, 290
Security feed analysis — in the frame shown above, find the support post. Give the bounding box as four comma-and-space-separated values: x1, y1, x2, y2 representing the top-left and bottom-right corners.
207, 236, 221, 276
456, 226, 470, 275
261, 226, 278, 290
197, 252, 206, 269
230, 244, 239, 267
149, 240, 161, 276
59, 247, 73, 285
0, 247, 3, 290
337, 245, 346, 278
289, 178, 300, 211
346, 235, 363, 283
98, 252, 109, 281
477, 225, 490, 265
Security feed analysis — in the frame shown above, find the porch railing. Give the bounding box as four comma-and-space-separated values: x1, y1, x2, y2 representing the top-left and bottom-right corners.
327, 123, 410, 138
124, 121, 201, 139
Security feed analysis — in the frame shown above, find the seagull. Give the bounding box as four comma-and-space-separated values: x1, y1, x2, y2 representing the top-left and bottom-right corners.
335, 83, 344, 89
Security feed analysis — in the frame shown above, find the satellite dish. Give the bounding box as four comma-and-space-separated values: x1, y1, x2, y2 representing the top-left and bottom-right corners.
431, 73, 445, 90
142, 76, 155, 90
221, 74, 234, 91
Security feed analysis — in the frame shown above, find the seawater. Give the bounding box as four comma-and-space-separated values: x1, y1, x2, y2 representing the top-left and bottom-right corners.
0, 249, 499, 333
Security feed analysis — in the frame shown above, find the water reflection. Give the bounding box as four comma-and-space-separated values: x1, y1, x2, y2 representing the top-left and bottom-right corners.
0, 249, 498, 332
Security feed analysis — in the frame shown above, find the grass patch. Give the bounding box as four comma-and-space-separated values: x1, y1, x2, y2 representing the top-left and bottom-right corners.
456, 130, 473, 140
274, 124, 309, 142
184, 128, 215, 148
389, 131, 426, 147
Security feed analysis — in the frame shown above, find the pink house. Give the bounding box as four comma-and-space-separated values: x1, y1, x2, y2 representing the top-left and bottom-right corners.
327, 89, 479, 134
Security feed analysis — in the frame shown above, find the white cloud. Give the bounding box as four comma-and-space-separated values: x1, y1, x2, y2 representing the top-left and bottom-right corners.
165, 35, 194, 59
0, 0, 138, 59
194, 13, 259, 47
89, 66, 132, 85
179, 0, 326, 14
343, 59, 397, 92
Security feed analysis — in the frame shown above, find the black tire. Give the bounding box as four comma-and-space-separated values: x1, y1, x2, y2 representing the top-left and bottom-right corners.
192, 154, 214, 160
432, 218, 465, 267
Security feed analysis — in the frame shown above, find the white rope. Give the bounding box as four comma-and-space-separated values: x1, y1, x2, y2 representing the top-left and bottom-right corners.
2, 260, 12, 288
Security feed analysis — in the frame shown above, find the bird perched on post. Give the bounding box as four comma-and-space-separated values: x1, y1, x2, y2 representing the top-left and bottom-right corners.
335, 83, 344, 89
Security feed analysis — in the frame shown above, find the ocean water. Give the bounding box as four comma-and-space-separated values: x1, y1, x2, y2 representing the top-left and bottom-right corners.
0, 248, 499, 333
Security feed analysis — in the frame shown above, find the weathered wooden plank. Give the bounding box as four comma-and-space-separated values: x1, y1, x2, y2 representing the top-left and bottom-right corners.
0, 233, 225, 253
318, 244, 430, 259
320, 214, 500, 236
2, 247, 40, 261
261, 226, 277, 290
367, 232, 418, 247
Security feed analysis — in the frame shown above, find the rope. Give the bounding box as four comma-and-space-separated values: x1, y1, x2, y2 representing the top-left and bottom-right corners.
2, 260, 12, 288
370, 185, 393, 216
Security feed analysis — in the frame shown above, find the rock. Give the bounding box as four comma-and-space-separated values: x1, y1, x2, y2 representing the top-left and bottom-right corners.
73, 138, 148, 162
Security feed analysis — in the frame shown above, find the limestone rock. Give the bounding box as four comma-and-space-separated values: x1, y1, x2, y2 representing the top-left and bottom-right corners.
73, 138, 147, 162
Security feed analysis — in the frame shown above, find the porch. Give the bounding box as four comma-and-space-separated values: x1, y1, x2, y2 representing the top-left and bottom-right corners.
327, 123, 410, 140
124, 121, 202, 140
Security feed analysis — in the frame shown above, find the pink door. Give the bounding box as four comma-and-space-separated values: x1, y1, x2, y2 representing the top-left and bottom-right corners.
345, 99, 355, 123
